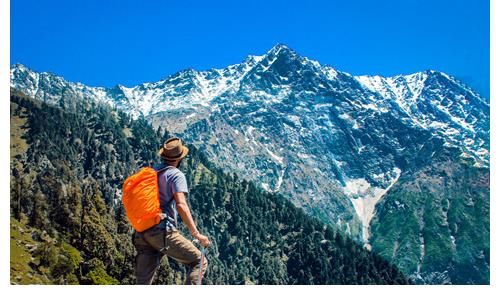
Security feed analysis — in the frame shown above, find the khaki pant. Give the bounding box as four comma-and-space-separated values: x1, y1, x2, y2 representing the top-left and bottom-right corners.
133, 225, 208, 285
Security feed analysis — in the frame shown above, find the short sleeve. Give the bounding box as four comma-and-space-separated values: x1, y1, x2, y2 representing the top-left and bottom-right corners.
171, 171, 189, 194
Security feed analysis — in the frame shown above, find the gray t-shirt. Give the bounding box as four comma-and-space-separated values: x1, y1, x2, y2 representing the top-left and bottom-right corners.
157, 165, 189, 229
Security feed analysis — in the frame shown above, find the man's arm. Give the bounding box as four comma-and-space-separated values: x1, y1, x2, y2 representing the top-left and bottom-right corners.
174, 192, 210, 247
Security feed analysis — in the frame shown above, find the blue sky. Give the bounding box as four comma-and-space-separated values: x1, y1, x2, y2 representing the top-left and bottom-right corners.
11, 0, 490, 98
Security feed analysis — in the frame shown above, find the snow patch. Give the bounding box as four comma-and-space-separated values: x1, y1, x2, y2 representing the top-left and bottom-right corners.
265, 147, 284, 165
322, 66, 338, 80
362, 103, 380, 112
313, 103, 331, 110
339, 113, 351, 121
476, 148, 489, 156
261, 183, 271, 192
343, 168, 402, 245
275, 168, 286, 192
287, 115, 301, 126
297, 152, 312, 159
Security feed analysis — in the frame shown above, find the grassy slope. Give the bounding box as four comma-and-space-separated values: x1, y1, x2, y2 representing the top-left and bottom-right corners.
10, 217, 52, 284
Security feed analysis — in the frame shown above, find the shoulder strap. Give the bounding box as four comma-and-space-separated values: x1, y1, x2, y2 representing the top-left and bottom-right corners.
156, 164, 177, 201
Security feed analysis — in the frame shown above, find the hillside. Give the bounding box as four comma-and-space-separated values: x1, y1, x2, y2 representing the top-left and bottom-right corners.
10, 90, 409, 284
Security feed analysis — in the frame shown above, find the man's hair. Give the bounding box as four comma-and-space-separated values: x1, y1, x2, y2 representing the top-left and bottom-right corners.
165, 158, 182, 168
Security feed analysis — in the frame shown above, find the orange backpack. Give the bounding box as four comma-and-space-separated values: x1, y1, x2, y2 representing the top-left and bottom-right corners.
122, 167, 166, 232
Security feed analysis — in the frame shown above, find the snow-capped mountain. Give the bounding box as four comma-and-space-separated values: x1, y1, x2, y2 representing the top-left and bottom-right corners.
10, 44, 490, 284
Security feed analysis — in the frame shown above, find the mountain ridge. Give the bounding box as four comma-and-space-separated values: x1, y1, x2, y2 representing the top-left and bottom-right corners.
10, 44, 488, 109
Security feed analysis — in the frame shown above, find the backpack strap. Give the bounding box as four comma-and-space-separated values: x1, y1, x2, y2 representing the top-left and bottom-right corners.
155, 164, 178, 227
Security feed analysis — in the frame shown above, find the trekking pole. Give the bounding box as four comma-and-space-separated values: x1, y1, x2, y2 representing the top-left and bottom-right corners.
193, 239, 208, 285
197, 246, 207, 285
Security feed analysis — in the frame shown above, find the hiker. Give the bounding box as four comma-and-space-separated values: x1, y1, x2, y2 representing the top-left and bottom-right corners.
133, 137, 210, 285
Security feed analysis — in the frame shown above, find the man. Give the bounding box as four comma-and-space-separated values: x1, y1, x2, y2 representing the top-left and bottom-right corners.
133, 137, 210, 285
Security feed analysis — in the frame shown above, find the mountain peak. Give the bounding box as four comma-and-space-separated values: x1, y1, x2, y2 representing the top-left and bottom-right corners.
267, 43, 297, 58
269, 43, 290, 51
11, 63, 27, 69
10, 63, 32, 74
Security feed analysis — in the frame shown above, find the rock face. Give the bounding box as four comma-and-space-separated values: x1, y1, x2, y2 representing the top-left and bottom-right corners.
10, 44, 490, 283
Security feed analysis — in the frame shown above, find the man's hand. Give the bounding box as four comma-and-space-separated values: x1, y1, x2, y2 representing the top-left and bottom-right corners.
193, 232, 211, 248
